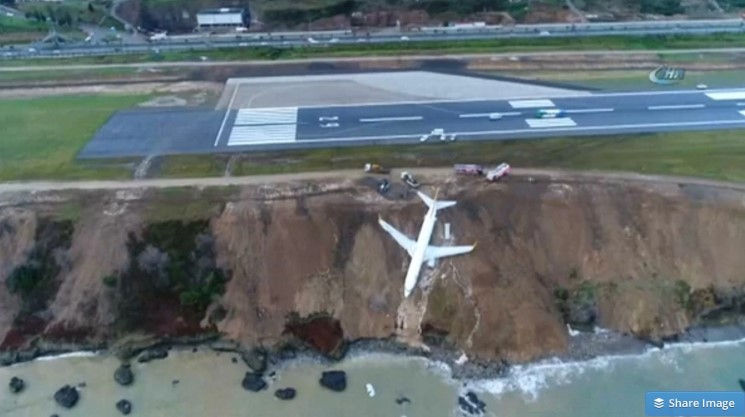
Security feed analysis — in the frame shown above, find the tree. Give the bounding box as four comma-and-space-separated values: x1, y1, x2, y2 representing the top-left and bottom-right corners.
88, 2, 95, 13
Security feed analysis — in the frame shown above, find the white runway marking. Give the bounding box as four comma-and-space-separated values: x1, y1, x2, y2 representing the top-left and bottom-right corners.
214, 83, 241, 147
738, 103, 745, 106
235, 107, 299, 125
525, 118, 577, 128
509, 99, 555, 109
359, 116, 423, 122
707, 91, 745, 100
565, 108, 614, 114
648, 104, 705, 110
228, 125, 298, 146
459, 112, 522, 118
739, 110, 745, 117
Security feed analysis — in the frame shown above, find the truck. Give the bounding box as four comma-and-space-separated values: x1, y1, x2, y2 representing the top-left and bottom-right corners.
454, 164, 484, 176
486, 163, 511, 181
364, 163, 390, 174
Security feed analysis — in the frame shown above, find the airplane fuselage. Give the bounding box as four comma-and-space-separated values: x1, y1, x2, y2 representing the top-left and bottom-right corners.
403, 205, 438, 297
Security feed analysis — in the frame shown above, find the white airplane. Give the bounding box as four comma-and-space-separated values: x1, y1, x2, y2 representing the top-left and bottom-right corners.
379, 190, 476, 298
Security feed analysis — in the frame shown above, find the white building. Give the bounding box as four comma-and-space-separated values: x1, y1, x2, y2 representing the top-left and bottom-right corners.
196, 8, 248, 31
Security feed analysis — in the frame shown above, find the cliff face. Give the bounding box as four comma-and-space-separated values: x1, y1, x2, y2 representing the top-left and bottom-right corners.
2, 174, 745, 363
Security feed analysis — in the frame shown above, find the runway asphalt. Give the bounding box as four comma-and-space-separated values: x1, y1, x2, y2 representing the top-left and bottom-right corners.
78, 88, 745, 159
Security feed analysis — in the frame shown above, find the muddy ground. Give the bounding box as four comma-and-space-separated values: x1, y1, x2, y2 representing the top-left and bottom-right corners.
2, 171, 745, 370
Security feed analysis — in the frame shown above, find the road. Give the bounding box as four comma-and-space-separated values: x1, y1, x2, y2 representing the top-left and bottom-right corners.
2, 168, 745, 194
3, 47, 745, 72
78, 87, 745, 158
2, 18, 745, 61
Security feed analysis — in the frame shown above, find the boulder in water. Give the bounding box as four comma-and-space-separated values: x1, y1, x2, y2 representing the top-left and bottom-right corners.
241, 372, 267, 392
319, 370, 346, 392
274, 387, 296, 400
240, 348, 267, 374
114, 364, 134, 386
739, 378, 745, 392
9, 377, 25, 394
458, 396, 478, 415
54, 385, 79, 409
116, 399, 132, 415
465, 391, 486, 413
395, 396, 411, 405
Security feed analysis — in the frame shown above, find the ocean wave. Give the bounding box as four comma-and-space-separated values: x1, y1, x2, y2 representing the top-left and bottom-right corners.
460, 336, 745, 401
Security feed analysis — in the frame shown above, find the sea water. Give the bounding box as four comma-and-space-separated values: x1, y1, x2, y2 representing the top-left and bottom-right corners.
2, 339, 744, 417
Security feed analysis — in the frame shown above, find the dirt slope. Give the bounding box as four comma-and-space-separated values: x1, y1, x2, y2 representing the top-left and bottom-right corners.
2, 172, 745, 364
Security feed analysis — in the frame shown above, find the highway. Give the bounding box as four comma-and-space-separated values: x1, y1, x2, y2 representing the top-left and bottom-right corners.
4, 17, 745, 61
217, 88, 745, 152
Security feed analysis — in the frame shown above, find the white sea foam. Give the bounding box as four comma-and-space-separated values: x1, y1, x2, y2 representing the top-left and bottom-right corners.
458, 336, 745, 402
567, 325, 580, 336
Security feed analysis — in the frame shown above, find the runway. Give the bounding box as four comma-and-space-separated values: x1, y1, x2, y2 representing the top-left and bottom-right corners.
79, 88, 745, 158
216, 88, 745, 150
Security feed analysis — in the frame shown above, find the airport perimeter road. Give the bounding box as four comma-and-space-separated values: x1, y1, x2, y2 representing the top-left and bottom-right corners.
4, 18, 745, 60
215, 89, 745, 152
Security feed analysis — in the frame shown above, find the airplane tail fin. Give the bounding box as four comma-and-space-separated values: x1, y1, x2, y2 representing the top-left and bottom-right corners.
417, 190, 456, 211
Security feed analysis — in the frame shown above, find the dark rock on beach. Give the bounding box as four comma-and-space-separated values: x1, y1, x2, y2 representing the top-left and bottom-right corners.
114, 364, 134, 386
9, 377, 25, 394
241, 372, 267, 392
240, 347, 267, 374
274, 387, 297, 400
116, 399, 132, 415
137, 347, 168, 363
54, 385, 80, 409
319, 370, 347, 392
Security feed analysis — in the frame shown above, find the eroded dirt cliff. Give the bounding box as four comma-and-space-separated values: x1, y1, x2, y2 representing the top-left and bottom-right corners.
2, 172, 745, 364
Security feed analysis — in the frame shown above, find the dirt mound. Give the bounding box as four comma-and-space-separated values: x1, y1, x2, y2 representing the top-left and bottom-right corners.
2, 174, 745, 363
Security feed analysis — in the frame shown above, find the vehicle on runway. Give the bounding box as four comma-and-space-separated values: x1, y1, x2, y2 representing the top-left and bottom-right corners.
535, 109, 566, 118
488, 113, 503, 121
320, 122, 339, 128
379, 190, 476, 298
420, 128, 455, 142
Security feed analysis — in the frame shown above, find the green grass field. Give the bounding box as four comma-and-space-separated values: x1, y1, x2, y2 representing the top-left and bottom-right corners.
3, 94, 745, 183
493, 68, 745, 91
0, 95, 147, 181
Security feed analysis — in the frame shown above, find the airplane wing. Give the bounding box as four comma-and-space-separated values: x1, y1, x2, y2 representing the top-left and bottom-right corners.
424, 244, 476, 261
378, 217, 416, 256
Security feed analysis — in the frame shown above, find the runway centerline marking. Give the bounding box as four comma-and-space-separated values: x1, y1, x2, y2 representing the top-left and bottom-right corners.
648, 104, 706, 110
739, 110, 745, 117
459, 112, 522, 118
359, 116, 424, 122
564, 108, 615, 114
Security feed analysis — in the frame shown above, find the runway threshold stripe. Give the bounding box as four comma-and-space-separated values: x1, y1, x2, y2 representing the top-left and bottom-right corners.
707, 92, 745, 100
739, 110, 745, 117
648, 104, 705, 110
525, 118, 577, 128
359, 116, 423, 122
509, 99, 555, 109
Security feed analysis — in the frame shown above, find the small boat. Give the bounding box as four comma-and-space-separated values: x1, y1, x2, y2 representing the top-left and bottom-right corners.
366, 383, 376, 397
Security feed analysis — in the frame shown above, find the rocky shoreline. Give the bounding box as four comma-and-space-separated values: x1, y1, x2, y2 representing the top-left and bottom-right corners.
4, 318, 745, 382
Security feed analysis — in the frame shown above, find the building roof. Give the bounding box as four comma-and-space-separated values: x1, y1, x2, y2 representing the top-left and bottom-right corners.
198, 8, 245, 15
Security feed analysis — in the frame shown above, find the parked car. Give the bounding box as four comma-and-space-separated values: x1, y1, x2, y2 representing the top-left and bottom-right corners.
401, 171, 420, 188
378, 179, 391, 194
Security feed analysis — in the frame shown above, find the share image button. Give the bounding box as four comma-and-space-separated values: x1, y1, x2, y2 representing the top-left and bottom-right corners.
646, 391, 745, 416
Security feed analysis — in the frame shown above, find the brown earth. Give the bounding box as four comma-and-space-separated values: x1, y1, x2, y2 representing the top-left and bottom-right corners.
2, 172, 745, 364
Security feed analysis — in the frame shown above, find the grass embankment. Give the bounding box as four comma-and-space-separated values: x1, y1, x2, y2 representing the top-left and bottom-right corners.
3, 94, 745, 183
0, 95, 146, 181
496, 68, 745, 91
4, 32, 745, 67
